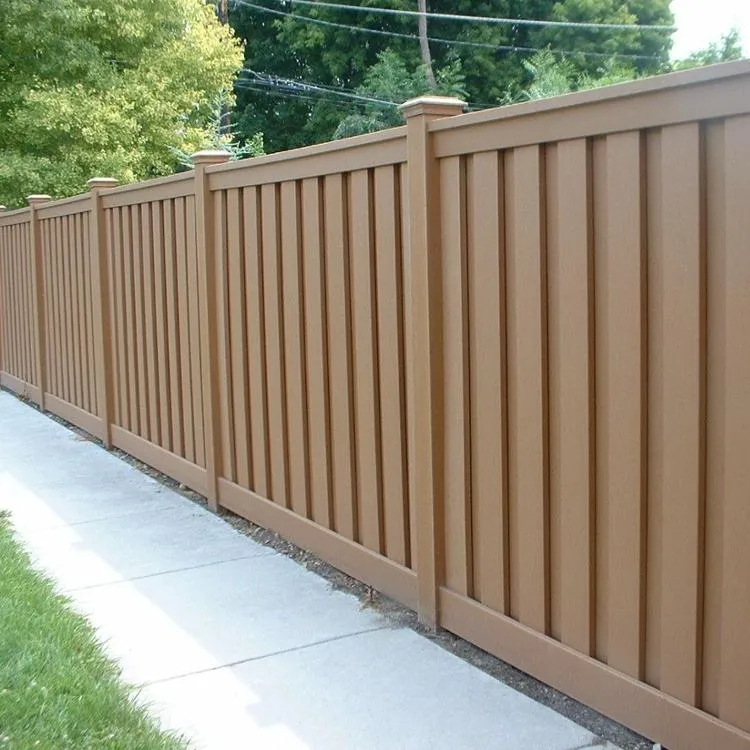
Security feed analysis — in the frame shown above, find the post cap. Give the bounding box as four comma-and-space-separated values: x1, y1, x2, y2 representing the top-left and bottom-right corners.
191, 150, 232, 166
399, 96, 466, 119
26, 195, 51, 206
87, 177, 119, 190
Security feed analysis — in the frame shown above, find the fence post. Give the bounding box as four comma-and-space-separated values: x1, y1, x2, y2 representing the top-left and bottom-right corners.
401, 96, 466, 627
192, 150, 231, 510
27, 195, 51, 410
88, 178, 119, 447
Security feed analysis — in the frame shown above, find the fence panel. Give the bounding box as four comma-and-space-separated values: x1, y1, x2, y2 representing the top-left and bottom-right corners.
36, 197, 102, 433
0, 211, 38, 400
102, 174, 206, 493
209, 130, 418, 607
433, 62, 750, 750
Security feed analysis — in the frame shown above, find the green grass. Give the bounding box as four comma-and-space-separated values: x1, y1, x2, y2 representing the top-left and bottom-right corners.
0, 512, 189, 750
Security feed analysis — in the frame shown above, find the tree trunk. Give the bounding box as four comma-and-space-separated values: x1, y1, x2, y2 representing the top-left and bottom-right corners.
218, 0, 231, 135
418, 0, 436, 88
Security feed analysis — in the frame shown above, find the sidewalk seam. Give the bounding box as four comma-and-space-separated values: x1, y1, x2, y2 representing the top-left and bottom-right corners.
66, 550, 278, 592
138, 625, 391, 688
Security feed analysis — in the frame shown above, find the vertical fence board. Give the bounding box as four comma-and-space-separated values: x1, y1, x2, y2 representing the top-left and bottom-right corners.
141, 206, 159, 442
261, 183, 289, 506
13, 227, 22, 380
324, 173, 357, 540
78, 214, 91, 412
84, 212, 98, 415
301, 177, 333, 529
40, 221, 51, 396
701, 120, 726, 717
548, 138, 596, 654
281, 180, 311, 519
174, 198, 195, 462
44, 221, 58, 398
16, 225, 27, 383
717, 115, 750, 733
139, 206, 157, 440
186, 196, 205, 468
152, 202, 170, 451
8, 227, 16, 377
21, 224, 30, 383
62, 217, 76, 403
375, 165, 409, 567
645, 129, 664, 689
468, 150, 509, 615
401, 164, 417, 571
163, 200, 183, 456
113, 208, 129, 430
592, 136, 610, 663
227, 188, 251, 489
73, 214, 89, 411
215, 190, 235, 481
243, 188, 270, 496
22, 225, 30, 382
600, 131, 648, 679
9, 225, 18, 378
75, 214, 87, 408
658, 123, 706, 706
505, 145, 550, 633
242, 187, 270, 497
13, 224, 22, 381
349, 169, 382, 551
132, 206, 151, 438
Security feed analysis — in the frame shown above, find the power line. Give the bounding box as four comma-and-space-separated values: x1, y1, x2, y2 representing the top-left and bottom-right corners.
231, 0, 664, 61
234, 81, 362, 108
259, 0, 676, 32
238, 68, 398, 105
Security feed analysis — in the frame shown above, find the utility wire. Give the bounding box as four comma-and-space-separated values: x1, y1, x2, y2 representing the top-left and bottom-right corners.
234, 81, 363, 108
235, 78, 372, 106
239, 68, 397, 105
258, 0, 676, 32
231, 0, 664, 61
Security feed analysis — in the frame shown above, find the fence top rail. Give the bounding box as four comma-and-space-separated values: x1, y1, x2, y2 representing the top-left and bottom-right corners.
430, 58, 750, 133
37, 193, 90, 219
207, 124, 406, 177
430, 58, 750, 156
101, 170, 194, 209
0, 207, 31, 226
207, 125, 407, 191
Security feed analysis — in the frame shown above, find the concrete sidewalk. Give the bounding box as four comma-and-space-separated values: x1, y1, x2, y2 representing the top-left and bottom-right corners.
0, 391, 620, 750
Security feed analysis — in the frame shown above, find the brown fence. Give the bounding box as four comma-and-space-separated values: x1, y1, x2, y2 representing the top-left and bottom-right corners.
1, 60, 750, 750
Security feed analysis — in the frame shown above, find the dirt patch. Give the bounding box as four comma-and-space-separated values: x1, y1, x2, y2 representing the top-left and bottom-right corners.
4, 388, 655, 750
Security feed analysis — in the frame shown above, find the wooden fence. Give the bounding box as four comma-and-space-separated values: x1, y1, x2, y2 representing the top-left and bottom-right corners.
2, 60, 750, 750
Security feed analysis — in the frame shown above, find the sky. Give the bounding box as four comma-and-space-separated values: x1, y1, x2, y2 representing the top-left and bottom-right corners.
671, 0, 750, 58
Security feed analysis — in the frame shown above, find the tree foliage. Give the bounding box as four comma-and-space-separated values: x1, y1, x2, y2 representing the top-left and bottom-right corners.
229, 0, 675, 151
333, 49, 466, 138
0, 0, 243, 207
672, 28, 743, 71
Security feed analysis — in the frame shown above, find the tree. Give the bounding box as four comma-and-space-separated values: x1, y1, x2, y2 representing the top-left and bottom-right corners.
518, 49, 639, 101
0, 0, 243, 207
417, 0, 436, 86
333, 49, 466, 138
530, 0, 673, 79
229, 0, 675, 151
672, 28, 743, 72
